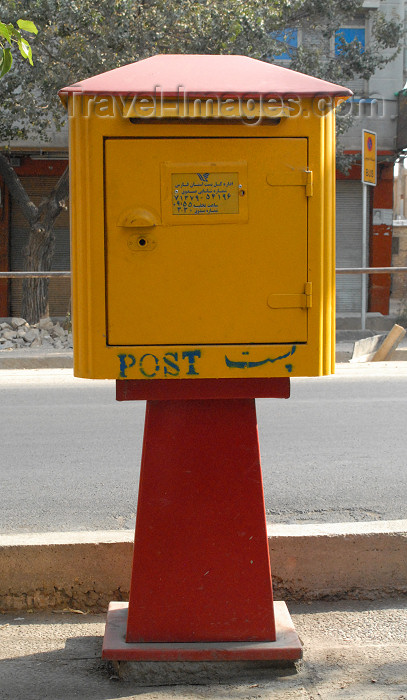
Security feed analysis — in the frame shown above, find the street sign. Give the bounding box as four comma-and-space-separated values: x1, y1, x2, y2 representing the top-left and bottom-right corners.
362, 129, 377, 185
361, 129, 377, 330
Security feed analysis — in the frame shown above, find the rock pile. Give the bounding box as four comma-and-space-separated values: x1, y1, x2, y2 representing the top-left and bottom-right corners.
0, 317, 73, 351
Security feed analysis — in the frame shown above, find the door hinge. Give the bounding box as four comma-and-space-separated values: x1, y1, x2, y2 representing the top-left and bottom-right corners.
267, 282, 312, 309
304, 281, 312, 307
305, 170, 313, 197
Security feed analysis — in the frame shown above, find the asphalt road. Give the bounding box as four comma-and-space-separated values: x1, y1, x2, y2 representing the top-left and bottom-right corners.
1, 364, 406, 533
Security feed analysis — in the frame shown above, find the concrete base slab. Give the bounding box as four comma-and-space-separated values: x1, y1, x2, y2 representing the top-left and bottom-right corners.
102, 601, 302, 661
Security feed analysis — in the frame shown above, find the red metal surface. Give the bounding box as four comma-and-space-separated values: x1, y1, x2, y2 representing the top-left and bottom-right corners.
341, 150, 394, 157
336, 163, 362, 181
126, 398, 276, 644
103, 601, 302, 661
13, 157, 68, 178
369, 163, 393, 314
60, 54, 352, 98
336, 160, 394, 314
116, 377, 290, 401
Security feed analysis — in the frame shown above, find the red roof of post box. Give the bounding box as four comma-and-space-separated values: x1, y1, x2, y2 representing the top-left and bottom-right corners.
59, 54, 352, 98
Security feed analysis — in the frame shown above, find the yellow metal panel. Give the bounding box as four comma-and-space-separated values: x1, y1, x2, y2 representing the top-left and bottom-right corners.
104, 137, 309, 347
67, 96, 340, 379
267, 294, 308, 308
117, 208, 158, 227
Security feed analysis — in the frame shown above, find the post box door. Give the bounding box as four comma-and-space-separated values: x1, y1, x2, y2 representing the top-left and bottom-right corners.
104, 137, 310, 346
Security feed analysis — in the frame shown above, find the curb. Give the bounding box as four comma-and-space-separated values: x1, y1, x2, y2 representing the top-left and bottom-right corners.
1, 348, 407, 369
0, 350, 73, 369
268, 520, 407, 601
1, 521, 406, 612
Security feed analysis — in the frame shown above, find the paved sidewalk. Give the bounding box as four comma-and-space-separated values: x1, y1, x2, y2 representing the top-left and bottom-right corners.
0, 348, 73, 369
1, 339, 406, 368
1, 599, 406, 699
0, 346, 394, 368
1, 348, 406, 699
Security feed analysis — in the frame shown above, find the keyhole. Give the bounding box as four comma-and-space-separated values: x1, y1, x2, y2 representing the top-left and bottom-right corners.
138, 238, 147, 247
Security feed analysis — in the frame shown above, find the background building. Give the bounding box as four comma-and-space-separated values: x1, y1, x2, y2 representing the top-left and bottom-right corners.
1, 0, 406, 320
335, 0, 406, 316
0, 121, 69, 318
274, 0, 407, 317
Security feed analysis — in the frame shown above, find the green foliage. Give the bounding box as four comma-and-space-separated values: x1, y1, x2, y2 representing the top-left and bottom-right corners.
0, 17, 37, 77
0, 0, 403, 150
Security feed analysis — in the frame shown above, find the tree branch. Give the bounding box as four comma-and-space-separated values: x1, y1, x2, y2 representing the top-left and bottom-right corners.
38, 165, 69, 229
0, 152, 38, 225
35, 38, 75, 68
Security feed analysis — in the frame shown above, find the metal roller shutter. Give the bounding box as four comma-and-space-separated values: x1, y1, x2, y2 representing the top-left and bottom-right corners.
9, 175, 71, 318
336, 180, 370, 312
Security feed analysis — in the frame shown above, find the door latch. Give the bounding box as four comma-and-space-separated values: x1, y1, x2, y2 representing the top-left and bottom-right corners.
267, 282, 312, 309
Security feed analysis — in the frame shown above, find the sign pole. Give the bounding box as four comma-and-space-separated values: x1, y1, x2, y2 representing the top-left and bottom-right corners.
361, 183, 367, 330
361, 130, 377, 330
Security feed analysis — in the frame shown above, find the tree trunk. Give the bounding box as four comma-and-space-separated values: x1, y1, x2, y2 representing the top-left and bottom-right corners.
21, 220, 56, 324
0, 153, 69, 324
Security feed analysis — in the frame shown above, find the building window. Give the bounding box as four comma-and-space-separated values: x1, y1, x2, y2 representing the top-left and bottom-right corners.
271, 29, 298, 61
335, 27, 365, 55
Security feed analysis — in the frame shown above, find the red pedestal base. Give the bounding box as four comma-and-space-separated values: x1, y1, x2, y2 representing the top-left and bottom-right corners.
104, 382, 302, 661
102, 601, 302, 661
127, 398, 275, 643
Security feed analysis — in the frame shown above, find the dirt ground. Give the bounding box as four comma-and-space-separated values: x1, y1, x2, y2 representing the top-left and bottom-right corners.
1, 599, 406, 700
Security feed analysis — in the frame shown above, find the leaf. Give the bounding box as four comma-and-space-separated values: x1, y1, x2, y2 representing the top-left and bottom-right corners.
18, 38, 33, 66
6, 24, 21, 40
17, 20, 38, 35
0, 47, 12, 77
0, 22, 12, 44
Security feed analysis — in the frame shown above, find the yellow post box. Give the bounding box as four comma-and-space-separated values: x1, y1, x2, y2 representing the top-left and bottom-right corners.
59, 55, 351, 381
59, 57, 353, 662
